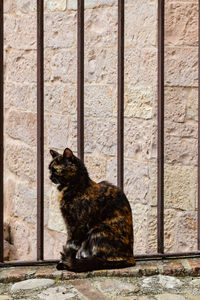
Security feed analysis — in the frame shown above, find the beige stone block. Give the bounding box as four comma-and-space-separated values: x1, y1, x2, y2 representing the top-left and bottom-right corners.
165, 121, 198, 139
4, 0, 16, 12
5, 143, 36, 183
149, 123, 158, 160
167, 0, 197, 2
124, 160, 150, 206
6, 50, 37, 83
4, 82, 37, 112
44, 82, 65, 114
48, 187, 66, 233
85, 152, 107, 182
68, 0, 96, 9
4, 179, 16, 221
44, 48, 54, 82
117, 86, 154, 120
96, 0, 116, 6
62, 85, 77, 116
45, 12, 76, 49
16, 0, 36, 13
146, 207, 157, 254
45, 0, 66, 11
4, 240, 17, 261
148, 162, 198, 210
146, 208, 178, 254
8, 180, 37, 224
44, 229, 57, 260
11, 221, 36, 260
125, 0, 155, 3
48, 117, 77, 152
164, 164, 197, 211
47, 114, 70, 149
50, 49, 76, 83
165, 47, 198, 87
5, 15, 36, 50
126, 3, 156, 47
51, 231, 66, 259
85, 47, 117, 84
148, 163, 157, 207
165, 87, 187, 122
67, 118, 78, 150
124, 118, 153, 160
106, 158, 150, 206
164, 209, 178, 253
47, 116, 77, 151
132, 203, 148, 254
85, 8, 117, 48
44, 229, 66, 259
85, 117, 117, 155
6, 110, 37, 146
165, 135, 197, 165
85, 85, 115, 117
176, 212, 197, 252
165, 3, 198, 46
4, 223, 11, 242
147, 208, 186, 254
186, 88, 198, 121
125, 47, 157, 87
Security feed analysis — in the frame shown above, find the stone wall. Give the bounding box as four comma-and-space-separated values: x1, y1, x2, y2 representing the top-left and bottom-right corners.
3, 0, 198, 260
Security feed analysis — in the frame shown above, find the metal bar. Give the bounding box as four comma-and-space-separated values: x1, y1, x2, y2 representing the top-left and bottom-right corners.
198, 0, 200, 251
77, 0, 84, 162
135, 251, 200, 260
0, 260, 59, 268
1, 251, 200, 267
157, 0, 165, 254
117, 0, 124, 190
0, 0, 3, 263
37, 0, 44, 261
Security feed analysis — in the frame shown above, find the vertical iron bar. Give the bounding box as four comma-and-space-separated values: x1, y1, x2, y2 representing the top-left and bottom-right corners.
198, 0, 200, 250
117, 0, 124, 191
157, 0, 165, 254
0, 0, 3, 263
37, 0, 44, 261
77, 0, 84, 162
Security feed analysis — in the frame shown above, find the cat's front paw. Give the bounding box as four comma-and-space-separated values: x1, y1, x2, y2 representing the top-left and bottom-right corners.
56, 261, 69, 271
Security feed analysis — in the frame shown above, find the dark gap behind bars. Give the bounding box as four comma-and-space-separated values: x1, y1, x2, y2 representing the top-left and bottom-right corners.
1, 0, 200, 266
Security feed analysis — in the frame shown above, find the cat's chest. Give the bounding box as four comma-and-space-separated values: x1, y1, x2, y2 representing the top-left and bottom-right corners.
59, 189, 101, 222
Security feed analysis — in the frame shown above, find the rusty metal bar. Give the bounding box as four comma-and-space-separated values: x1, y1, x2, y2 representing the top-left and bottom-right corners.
198, 0, 200, 251
135, 251, 200, 260
0, 0, 3, 263
1, 251, 200, 267
37, 0, 44, 261
77, 0, 84, 162
117, 0, 124, 190
157, 0, 165, 254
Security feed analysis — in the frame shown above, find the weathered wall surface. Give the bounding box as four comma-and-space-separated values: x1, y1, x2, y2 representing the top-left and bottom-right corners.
3, 0, 198, 260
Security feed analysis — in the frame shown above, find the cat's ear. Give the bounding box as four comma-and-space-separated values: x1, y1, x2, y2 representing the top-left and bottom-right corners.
50, 149, 60, 158
63, 148, 74, 160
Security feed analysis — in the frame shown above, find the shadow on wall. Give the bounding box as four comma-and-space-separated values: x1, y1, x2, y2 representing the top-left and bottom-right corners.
4, 223, 17, 261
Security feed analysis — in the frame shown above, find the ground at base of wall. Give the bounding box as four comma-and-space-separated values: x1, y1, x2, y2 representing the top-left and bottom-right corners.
1, 258, 200, 299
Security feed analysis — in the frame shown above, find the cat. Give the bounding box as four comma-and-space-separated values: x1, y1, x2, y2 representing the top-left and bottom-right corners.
49, 148, 135, 272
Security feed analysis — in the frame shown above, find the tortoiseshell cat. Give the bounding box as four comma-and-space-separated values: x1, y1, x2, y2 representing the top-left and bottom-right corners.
49, 148, 135, 272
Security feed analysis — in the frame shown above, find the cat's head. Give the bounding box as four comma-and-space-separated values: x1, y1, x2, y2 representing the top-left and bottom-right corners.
49, 148, 89, 187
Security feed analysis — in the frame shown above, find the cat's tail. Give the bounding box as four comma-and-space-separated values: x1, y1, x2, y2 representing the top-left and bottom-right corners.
57, 255, 136, 273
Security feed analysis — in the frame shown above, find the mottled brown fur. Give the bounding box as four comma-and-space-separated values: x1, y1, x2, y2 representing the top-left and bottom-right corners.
49, 148, 135, 272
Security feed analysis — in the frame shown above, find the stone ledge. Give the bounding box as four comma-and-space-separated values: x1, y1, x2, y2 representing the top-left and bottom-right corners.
1, 258, 200, 283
